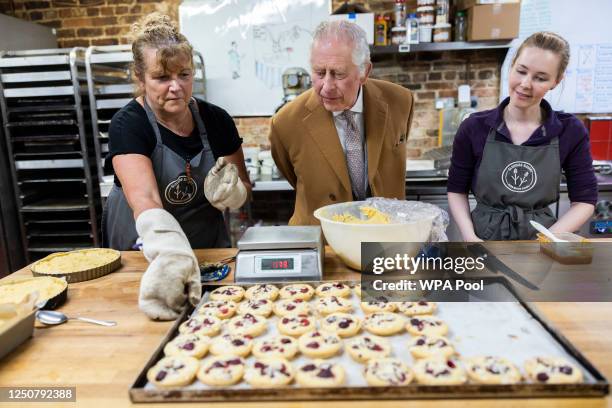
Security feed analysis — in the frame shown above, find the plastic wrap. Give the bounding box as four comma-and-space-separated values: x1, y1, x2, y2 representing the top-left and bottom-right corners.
353, 198, 449, 242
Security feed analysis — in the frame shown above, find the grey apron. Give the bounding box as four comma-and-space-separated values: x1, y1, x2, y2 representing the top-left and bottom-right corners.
102, 97, 230, 250
471, 124, 560, 240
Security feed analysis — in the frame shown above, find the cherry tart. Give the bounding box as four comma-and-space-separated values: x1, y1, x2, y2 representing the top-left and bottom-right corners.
147, 356, 199, 388
315, 295, 353, 316
277, 314, 316, 337
163, 333, 210, 358
525, 356, 583, 384
363, 312, 404, 336
408, 335, 455, 359
244, 358, 295, 387
197, 300, 237, 319
209, 285, 245, 302
225, 313, 267, 337
197, 355, 245, 386
273, 298, 311, 316
465, 356, 522, 384
315, 282, 351, 298
397, 301, 437, 316
360, 300, 397, 314
209, 333, 253, 357
364, 358, 414, 386
296, 360, 346, 387
320, 312, 362, 337
297, 330, 343, 359
414, 357, 467, 385
252, 335, 299, 360
178, 315, 222, 337
245, 284, 279, 301
279, 284, 315, 300
405, 315, 448, 337
346, 335, 392, 363
237, 298, 273, 317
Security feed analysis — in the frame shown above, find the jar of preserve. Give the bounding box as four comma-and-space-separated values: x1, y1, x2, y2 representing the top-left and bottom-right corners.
433, 23, 451, 43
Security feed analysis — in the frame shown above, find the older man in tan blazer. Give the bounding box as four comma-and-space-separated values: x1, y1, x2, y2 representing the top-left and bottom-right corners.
270, 20, 414, 226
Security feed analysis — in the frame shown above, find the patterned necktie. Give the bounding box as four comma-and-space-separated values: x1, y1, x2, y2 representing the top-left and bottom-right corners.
341, 110, 365, 200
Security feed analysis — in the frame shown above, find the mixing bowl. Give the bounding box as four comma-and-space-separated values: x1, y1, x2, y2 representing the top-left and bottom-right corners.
313, 200, 437, 270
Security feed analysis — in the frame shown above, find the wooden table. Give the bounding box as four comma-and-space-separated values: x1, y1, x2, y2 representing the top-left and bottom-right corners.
0, 247, 611, 408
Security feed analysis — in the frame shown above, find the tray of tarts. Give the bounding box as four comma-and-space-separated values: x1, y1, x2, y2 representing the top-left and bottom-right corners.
129, 280, 608, 402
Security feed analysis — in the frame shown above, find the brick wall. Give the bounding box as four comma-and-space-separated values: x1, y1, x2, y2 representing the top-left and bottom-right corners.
0, 0, 503, 156
1, 0, 594, 158
0, 0, 179, 47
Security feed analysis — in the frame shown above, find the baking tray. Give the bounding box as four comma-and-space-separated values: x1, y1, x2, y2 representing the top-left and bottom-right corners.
129, 280, 609, 402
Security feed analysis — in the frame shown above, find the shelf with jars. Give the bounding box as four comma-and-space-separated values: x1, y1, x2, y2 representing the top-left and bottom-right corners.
370, 40, 513, 55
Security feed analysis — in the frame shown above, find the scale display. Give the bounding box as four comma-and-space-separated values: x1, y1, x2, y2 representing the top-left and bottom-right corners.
255, 255, 300, 274
261, 258, 295, 270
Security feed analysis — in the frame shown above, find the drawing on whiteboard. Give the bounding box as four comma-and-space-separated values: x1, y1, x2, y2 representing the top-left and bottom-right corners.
180, 0, 330, 116
228, 41, 243, 80
253, 24, 313, 88
579, 46, 595, 69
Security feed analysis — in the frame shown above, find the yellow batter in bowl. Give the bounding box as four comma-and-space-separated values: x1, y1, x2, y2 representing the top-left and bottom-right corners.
331, 206, 391, 224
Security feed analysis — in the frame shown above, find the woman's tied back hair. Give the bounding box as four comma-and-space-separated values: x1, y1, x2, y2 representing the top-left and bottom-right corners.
512, 31, 570, 81
130, 12, 194, 88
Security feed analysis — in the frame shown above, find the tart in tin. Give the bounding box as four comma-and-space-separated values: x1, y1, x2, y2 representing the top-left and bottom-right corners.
31, 248, 121, 283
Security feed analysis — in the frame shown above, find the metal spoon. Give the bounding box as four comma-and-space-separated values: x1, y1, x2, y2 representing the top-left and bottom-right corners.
530, 220, 568, 242
36, 310, 116, 327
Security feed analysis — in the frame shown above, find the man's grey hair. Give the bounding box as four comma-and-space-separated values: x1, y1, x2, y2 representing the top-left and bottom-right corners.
311, 20, 371, 75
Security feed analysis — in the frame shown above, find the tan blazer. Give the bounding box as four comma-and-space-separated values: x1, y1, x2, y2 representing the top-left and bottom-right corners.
269, 78, 414, 226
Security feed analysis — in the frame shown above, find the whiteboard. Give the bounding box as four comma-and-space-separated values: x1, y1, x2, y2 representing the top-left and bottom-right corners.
180, 0, 331, 116
500, 0, 612, 113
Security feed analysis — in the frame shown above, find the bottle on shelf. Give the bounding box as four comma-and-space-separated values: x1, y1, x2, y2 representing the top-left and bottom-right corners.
435, 0, 450, 24
374, 14, 388, 46
455, 10, 467, 42
394, 0, 406, 27
406, 13, 419, 44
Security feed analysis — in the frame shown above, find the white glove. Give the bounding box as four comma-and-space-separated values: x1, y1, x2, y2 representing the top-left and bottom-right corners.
136, 208, 201, 321
204, 157, 247, 211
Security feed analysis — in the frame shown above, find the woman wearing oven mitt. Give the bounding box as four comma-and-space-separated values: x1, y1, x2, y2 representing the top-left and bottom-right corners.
103, 13, 251, 320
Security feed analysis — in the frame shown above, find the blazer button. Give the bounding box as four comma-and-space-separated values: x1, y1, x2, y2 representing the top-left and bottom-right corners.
329, 193, 337, 201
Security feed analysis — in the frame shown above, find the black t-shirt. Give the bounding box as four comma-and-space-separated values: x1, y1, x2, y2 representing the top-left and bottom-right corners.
108, 98, 242, 186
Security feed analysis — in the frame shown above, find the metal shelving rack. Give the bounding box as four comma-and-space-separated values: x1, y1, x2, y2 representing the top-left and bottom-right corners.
85, 45, 206, 178
0, 48, 102, 262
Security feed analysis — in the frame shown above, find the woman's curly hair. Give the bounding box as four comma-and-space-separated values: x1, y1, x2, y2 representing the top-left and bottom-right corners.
130, 12, 194, 94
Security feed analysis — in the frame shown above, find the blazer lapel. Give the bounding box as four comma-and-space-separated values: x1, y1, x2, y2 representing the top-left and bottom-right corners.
303, 92, 352, 193
363, 81, 388, 189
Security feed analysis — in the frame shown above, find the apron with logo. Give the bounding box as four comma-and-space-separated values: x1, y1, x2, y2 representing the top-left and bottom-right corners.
471, 124, 560, 240
102, 98, 230, 250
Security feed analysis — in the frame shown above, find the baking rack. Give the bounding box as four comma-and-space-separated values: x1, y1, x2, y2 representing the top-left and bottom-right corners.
85, 45, 206, 178
0, 48, 102, 262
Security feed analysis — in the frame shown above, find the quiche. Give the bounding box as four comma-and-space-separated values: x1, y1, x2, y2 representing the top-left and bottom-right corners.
0, 276, 67, 309
31, 248, 121, 283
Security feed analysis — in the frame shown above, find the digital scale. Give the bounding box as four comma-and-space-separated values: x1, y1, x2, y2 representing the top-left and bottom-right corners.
234, 226, 324, 283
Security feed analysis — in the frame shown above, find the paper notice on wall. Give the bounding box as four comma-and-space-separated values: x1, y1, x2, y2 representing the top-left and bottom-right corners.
500, 0, 612, 113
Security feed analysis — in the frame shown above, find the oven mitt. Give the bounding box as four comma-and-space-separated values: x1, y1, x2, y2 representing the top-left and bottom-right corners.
136, 208, 201, 321
204, 157, 247, 211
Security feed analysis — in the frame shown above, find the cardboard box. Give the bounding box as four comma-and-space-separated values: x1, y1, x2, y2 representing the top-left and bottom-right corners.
467, 3, 520, 41
328, 13, 375, 45
456, 0, 520, 10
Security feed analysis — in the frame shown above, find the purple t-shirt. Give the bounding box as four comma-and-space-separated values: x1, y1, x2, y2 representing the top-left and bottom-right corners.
447, 98, 597, 205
